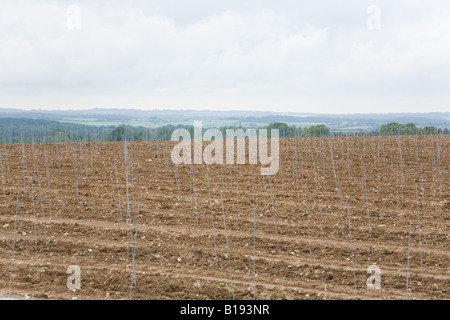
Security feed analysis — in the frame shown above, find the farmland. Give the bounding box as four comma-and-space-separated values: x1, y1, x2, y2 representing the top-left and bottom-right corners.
0, 135, 448, 300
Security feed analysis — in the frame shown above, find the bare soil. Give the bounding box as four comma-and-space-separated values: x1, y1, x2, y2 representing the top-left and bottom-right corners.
0, 136, 448, 300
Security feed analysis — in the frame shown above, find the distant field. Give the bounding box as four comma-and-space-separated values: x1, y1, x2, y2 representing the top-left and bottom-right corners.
61, 118, 241, 129
60, 118, 371, 131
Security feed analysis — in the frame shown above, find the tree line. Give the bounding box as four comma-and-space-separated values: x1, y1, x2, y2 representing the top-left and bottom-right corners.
0, 117, 448, 143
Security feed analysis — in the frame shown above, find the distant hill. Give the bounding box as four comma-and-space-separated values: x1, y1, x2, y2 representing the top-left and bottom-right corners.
0, 118, 117, 142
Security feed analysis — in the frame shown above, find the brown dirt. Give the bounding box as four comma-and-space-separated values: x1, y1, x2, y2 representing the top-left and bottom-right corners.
0, 135, 448, 300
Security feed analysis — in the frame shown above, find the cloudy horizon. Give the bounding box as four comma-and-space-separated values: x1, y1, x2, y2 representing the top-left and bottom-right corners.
1, 0, 449, 114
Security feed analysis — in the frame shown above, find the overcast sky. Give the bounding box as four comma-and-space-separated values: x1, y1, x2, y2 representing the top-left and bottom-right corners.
0, 0, 449, 113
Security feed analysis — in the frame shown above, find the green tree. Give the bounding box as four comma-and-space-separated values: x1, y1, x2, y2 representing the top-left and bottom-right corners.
403, 123, 418, 135
265, 122, 292, 137
301, 124, 330, 137
108, 125, 133, 141
379, 122, 403, 135
133, 130, 144, 141
423, 126, 438, 135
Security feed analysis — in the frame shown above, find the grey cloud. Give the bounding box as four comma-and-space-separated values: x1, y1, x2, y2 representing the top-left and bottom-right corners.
0, 0, 449, 113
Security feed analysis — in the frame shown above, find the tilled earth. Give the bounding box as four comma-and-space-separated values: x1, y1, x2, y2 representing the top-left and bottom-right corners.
0, 135, 448, 300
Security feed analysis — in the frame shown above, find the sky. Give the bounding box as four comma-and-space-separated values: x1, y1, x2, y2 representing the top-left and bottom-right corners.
0, 0, 449, 114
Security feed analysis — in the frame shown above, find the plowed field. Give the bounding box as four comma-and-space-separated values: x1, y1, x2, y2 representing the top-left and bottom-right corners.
0, 135, 448, 300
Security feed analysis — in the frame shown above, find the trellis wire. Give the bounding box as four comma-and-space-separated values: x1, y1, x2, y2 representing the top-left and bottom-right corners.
346, 200, 358, 300
220, 191, 234, 300
8, 193, 20, 295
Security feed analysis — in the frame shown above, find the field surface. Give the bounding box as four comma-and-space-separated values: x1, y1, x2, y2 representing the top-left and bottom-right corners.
0, 136, 448, 300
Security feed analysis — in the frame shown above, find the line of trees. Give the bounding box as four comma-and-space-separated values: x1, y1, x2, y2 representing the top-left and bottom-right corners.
264, 123, 331, 137
264, 122, 448, 137
0, 118, 448, 143
376, 122, 448, 135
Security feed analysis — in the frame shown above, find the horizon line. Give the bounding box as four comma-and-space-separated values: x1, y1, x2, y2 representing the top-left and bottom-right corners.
0, 107, 448, 116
